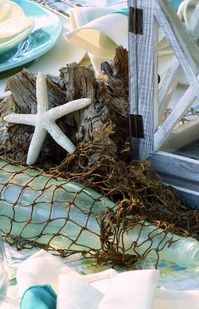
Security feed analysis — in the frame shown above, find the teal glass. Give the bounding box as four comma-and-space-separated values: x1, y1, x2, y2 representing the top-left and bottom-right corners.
0, 235, 8, 304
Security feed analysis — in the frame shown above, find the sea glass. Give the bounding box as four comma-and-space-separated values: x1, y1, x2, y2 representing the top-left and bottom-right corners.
0, 159, 199, 267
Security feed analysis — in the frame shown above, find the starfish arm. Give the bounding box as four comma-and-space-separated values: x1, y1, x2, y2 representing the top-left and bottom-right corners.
48, 122, 76, 154
47, 98, 91, 120
4, 114, 36, 126
36, 72, 49, 113
26, 126, 47, 165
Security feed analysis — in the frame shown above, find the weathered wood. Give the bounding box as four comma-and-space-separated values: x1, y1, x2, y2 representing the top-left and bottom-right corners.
128, 2, 139, 159
153, 0, 199, 150
128, 0, 157, 160
96, 48, 129, 148
126, 0, 199, 207
158, 60, 180, 121
155, 78, 197, 150
0, 70, 73, 164
1, 67, 98, 164
185, 2, 199, 40
149, 151, 199, 186
156, 0, 199, 71
149, 151, 199, 209
153, 18, 159, 131
158, 2, 199, 121
0, 48, 129, 165
155, 0, 199, 98
161, 118, 199, 152
177, 189, 199, 210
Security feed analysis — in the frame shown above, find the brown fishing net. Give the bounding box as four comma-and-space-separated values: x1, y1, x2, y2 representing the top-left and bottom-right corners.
0, 124, 199, 268
0, 49, 199, 268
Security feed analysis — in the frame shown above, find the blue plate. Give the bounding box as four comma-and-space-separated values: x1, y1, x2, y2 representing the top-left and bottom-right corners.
0, 0, 62, 72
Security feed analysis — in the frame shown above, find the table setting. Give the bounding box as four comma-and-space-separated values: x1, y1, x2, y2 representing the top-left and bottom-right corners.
1, 0, 199, 308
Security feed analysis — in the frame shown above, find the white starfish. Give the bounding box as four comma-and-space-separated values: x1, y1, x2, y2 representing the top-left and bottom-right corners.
4, 72, 91, 165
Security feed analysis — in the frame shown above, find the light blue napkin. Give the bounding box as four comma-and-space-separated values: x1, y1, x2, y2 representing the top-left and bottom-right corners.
20, 285, 56, 309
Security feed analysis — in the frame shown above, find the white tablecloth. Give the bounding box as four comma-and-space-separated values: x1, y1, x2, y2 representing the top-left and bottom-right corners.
2, 241, 199, 308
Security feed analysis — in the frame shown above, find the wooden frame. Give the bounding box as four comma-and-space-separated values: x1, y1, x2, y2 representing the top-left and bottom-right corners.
158, 2, 199, 121
128, 0, 199, 208
128, 0, 157, 160
149, 151, 199, 209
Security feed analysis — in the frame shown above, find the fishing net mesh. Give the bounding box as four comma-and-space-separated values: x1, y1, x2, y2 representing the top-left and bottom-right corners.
0, 125, 199, 268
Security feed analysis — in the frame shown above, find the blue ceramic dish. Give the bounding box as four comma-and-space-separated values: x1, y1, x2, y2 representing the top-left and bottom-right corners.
0, 0, 62, 72
167, 0, 183, 11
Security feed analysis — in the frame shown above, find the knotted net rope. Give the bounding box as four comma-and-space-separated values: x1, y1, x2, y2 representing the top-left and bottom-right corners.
0, 125, 198, 268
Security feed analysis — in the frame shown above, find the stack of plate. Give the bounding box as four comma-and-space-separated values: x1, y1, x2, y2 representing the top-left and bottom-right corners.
0, 0, 62, 73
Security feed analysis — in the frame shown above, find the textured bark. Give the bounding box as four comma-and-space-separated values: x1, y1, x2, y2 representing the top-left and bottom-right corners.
97, 48, 129, 147
1, 70, 75, 164
59, 64, 111, 144
0, 47, 129, 165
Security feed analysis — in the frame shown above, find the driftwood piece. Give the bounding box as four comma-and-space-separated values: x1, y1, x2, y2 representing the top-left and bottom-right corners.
0, 47, 129, 166
59, 64, 111, 145
0, 70, 76, 164
97, 48, 129, 147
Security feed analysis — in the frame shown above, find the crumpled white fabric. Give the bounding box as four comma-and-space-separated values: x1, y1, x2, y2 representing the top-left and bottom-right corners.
64, 3, 198, 79
64, 6, 174, 77
64, 7, 128, 75
57, 273, 103, 309
16, 249, 72, 296
16, 250, 199, 309
154, 287, 199, 309
57, 269, 159, 309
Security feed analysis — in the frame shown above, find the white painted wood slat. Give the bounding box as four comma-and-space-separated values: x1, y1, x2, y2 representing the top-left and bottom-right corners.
128, 0, 140, 158
158, 2, 199, 121
153, 18, 159, 131
158, 59, 180, 121
149, 151, 199, 187
149, 151, 199, 208
154, 0, 199, 150
129, 0, 199, 159
187, 2, 199, 41
127, 1, 199, 206
162, 118, 199, 152
155, 78, 197, 150
156, 0, 199, 70
128, 0, 157, 160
